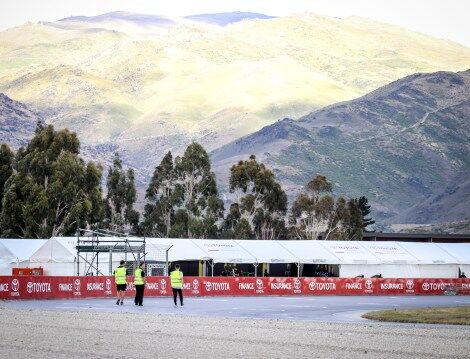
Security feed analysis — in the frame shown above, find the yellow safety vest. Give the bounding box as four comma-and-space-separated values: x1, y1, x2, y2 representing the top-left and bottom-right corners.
114, 266, 127, 285
170, 270, 183, 288
134, 268, 144, 285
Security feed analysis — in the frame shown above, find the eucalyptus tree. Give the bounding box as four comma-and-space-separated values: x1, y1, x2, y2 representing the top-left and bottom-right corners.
103, 153, 139, 233
173, 143, 224, 238
227, 155, 287, 240
0, 125, 103, 238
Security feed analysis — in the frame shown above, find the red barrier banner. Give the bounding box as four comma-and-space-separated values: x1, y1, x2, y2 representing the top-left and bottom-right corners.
1, 276, 469, 300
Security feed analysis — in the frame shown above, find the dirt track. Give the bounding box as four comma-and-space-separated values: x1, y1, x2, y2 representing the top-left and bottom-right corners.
1, 307, 469, 358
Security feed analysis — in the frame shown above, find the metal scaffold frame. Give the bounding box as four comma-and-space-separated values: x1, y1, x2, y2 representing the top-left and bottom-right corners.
76, 229, 147, 276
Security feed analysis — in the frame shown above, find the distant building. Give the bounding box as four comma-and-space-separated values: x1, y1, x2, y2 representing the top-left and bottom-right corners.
363, 233, 470, 243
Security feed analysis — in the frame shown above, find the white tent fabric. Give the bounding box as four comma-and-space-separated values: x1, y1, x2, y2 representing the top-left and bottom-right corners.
277, 240, 339, 264
0, 239, 46, 273
29, 237, 125, 275
435, 243, 470, 264
4, 236, 470, 278
146, 238, 207, 262
435, 243, 470, 277
320, 241, 380, 264
0, 241, 16, 275
398, 242, 459, 264
191, 239, 256, 264
1, 239, 46, 263
358, 241, 418, 264
234, 240, 299, 264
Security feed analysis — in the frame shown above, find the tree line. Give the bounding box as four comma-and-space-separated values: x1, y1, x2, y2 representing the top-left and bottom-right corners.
0, 124, 374, 239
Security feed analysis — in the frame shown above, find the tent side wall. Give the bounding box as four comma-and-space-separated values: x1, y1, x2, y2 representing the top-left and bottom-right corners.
339, 264, 459, 278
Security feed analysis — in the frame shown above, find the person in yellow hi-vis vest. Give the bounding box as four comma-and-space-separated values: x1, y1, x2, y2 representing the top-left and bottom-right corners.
113, 260, 129, 305
170, 264, 184, 307
134, 263, 146, 306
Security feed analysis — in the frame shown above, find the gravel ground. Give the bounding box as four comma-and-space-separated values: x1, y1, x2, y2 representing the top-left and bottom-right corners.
0, 307, 469, 358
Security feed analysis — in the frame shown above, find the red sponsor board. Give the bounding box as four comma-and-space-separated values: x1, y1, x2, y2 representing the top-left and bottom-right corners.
303, 277, 377, 295
266, 277, 302, 295
377, 278, 416, 295
0, 276, 469, 299
199, 277, 233, 296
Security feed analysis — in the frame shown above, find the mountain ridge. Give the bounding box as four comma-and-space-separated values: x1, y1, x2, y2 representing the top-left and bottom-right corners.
210, 70, 470, 224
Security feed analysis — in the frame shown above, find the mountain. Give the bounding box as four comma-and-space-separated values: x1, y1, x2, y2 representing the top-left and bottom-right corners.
59, 12, 177, 27
392, 169, 470, 224
185, 12, 275, 26
0, 93, 41, 149
59, 11, 274, 27
0, 12, 469, 185
211, 70, 470, 223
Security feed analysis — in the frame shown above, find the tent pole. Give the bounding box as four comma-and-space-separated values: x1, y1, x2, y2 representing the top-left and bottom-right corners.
211, 261, 214, 277
297, 263, 300, 277
109, 250, 113, 276
254, 263, 258, 277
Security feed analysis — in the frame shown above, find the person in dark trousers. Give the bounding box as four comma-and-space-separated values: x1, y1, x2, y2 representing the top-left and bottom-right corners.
113, 260, 129, 305
134, 263, 146, 306
263, 269, 269, 277
170, 264, 184, 307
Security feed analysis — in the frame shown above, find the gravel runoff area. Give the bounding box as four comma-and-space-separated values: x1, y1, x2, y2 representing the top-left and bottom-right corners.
0, 297, 469, 358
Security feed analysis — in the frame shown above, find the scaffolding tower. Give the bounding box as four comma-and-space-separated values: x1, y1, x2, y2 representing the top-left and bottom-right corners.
76, 229, 147, 276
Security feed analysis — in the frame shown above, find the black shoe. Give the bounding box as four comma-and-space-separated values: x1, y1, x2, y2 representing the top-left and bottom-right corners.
139, 304, 143, 306
120, 301, 123, 305
181, 303, 184, 306
116, 300, 120, 305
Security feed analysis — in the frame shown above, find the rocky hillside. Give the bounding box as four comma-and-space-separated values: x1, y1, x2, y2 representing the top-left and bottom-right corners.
0, 93, 41, 149
211, 70, 470, 223
0, 12, 469, 183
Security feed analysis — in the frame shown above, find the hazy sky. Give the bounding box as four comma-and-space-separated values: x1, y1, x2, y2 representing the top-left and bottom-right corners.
1, 0, 469, 46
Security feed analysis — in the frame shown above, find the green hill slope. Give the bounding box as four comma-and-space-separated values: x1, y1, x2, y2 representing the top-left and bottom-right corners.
211, 70, 470, 223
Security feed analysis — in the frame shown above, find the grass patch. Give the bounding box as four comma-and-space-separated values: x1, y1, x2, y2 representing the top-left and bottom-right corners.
362, 307, 470, 325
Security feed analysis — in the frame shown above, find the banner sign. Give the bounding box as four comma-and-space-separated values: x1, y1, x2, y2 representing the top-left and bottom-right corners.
0, 276, 468, 299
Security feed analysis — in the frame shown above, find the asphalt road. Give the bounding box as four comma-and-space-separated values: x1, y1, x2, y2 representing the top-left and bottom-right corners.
2, 295, 469, 323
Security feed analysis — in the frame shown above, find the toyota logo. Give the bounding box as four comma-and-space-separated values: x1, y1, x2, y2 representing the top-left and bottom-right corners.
308, 282, 315, 291
256, 279, 263, 290
365, 279, 373, 290
27, 282, 33, 294
406, 280, 414, 290
74, 279, 81, 292
293, 279, 301, 290
160, 279, 166, 290
11, 279, 19, 292
422, 282, 430, 291
192, 279, 199, 290
105, 279, 111, 291
205, 282, 212, 291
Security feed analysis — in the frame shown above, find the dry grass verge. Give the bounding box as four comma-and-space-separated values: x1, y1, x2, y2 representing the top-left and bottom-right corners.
362, 306, 470, 325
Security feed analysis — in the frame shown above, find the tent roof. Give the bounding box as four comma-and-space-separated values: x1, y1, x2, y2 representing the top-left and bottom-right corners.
234, 240, 299, 264
278, 240, 340, 264
146, 238, 206, 262
29, 237, 77, 263
359, 241, 419, 264
435, 243, 470, 264
319, 241, 380, 264
0, 239, 47, 261
398, 242, 459, 264
0, 241, 15, 262
192, 239, 256, 263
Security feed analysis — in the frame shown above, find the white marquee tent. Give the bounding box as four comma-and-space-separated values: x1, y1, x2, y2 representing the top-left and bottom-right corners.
398, 242, 460, 278
2, 237, 469, 278
0, 242, 16, 275
436, 243, 470, 276
28, 237, 129, 276
2, 239, 46, 268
